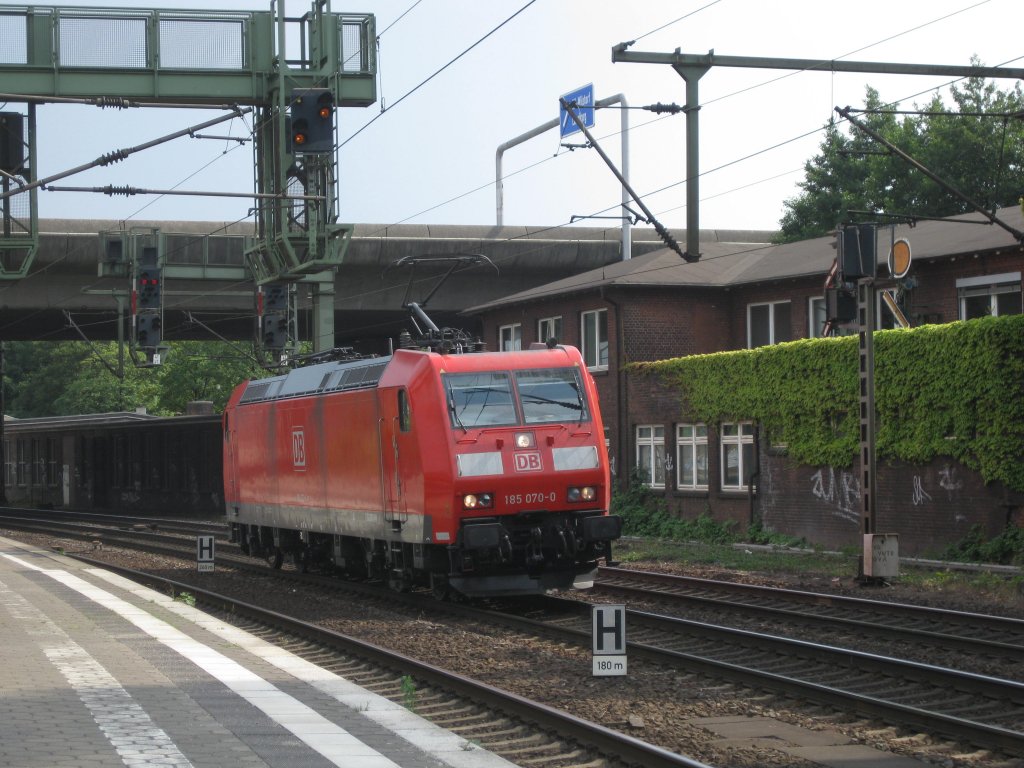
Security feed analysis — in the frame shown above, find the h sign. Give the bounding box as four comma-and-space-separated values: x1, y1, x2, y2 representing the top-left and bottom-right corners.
197, 535, 215, 572
592, 604, 626, 654
592, 604, 627, 676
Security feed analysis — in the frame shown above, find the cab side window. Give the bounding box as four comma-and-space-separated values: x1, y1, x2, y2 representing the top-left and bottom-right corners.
398, 389, 411, 432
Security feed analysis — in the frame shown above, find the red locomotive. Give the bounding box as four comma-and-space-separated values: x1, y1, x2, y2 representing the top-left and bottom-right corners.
223, 344, 621, 597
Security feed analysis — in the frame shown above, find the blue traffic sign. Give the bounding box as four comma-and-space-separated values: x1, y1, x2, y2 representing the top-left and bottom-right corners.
559, 83, 595, 138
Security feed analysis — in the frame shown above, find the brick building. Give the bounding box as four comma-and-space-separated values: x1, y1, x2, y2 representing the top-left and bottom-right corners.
465, 206, 1024, 555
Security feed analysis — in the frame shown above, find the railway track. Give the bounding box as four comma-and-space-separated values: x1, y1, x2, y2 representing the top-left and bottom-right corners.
594, 566, 1024, 666
7, 510, 1024, 760
0, 507, 227, 538
487, 594, 1024, 756
53, 552, 709, 768
0, 510, 708, 767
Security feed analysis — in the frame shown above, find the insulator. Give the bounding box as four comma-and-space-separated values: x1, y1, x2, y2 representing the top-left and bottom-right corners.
98, 149, 130, 166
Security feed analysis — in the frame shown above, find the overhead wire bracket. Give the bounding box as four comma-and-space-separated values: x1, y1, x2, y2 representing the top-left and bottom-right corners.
559, 97, 693, 261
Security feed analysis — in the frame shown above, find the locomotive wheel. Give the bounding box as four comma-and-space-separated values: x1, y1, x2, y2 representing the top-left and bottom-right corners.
265, 547, 283, 569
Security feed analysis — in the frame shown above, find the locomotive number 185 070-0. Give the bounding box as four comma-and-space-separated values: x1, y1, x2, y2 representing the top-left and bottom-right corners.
505, 491, 558, 505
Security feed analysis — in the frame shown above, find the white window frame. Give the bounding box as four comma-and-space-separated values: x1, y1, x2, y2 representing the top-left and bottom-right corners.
747, 301, 792, 348
808, 296, 826, 338
635, 425, 665, 489
498, 323, 521, 351
720, 422, 754, 491
581, 309, 608, 370
537, 316, 562, 346
676, 423, 708, 490
956, 272, 1022, 320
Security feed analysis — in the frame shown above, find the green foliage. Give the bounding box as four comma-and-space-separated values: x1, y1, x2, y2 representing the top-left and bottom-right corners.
746, 521, 806, 549
400, 675, 417, 712
631, 315, 1024, 491
777, 74, 1024, 242
156, 340, 264, 415
940, 524, 1024, 566
3, 340, 264, 418
174, 591, 196, 607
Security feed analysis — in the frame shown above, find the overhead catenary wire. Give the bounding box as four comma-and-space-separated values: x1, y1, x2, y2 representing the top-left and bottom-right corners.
338, 1, 538, 149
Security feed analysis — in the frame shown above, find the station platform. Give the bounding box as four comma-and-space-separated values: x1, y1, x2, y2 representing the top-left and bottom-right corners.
0, 536, 518, 768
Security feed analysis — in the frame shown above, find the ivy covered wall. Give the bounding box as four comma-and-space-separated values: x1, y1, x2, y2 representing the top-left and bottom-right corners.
631, 314, 1024, 492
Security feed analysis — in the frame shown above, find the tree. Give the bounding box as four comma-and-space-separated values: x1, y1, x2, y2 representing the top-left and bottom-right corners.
156, 341, 263, 414
5, 341, 161, 417
3, 340, 264, 418
776, 68, 1024, 243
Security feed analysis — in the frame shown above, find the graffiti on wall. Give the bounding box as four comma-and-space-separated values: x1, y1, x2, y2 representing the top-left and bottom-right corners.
911, 476, 932, 506
810, 466, 860, 524
910, 464, 966, 522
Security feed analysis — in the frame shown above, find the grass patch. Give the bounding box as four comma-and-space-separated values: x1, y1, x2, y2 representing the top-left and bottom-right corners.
614, 537, 856, 577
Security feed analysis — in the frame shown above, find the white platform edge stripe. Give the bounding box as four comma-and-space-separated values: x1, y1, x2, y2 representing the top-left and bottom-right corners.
2, 553, 399, 768
87, 568, 520, 768
0, 575, 194, 768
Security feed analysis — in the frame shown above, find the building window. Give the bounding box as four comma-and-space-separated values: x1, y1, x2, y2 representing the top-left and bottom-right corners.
720, 422, 754, 491
499, 323, 521, 351
748, 301, 792, 347
537, 316, 562, 345
808, 296, 827, 338
30, 439, 41, 486
676, 424, 708, 490
957, 272, 1022, 320
16, 439, 26, 486
581, 309, 608, 369
3, 439, 12, 488
635, 425, 665, 489
47, 437, 59, 488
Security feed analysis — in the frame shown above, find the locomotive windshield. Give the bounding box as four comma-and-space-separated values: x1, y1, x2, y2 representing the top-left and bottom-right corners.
445, 367, 589, 429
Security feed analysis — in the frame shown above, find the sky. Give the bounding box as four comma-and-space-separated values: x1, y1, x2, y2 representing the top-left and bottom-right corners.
11, 0, 1023, 235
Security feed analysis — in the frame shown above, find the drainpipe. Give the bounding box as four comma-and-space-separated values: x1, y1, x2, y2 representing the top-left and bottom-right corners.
748, 425, 761, 528
602, 290, 626, 488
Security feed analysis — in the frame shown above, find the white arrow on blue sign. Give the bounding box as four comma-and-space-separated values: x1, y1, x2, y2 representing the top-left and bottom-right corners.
559, 83, 595, 139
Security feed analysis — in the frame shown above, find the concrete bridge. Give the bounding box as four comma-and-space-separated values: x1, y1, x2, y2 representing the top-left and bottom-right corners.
0, 219, 772, 353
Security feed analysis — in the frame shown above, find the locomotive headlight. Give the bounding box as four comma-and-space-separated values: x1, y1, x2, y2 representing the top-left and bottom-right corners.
463, 493, 494, 510
567, 486, 597, 503
514, 431, 536, 449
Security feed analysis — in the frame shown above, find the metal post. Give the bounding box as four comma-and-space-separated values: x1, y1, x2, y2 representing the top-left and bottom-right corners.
857, 277, 880, 579
311, 276, 335, 353
671, 64, 709, 261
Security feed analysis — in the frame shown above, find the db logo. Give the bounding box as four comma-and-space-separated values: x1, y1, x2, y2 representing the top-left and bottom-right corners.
292, 427, 306, 470
513, 452, 543, 472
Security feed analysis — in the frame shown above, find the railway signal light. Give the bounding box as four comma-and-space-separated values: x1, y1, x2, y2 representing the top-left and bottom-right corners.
0, 112, 24, 173
838, 224, 877, 282
137, 268, 161, 310
258, 283, 292, 352
289, 89, 335, 154
136, 313, 162, 347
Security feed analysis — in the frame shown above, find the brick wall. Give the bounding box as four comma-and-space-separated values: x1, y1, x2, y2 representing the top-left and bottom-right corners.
757, 449, 1012, 556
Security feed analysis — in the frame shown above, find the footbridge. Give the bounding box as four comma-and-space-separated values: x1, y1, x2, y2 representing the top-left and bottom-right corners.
0, 219, 771, 353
